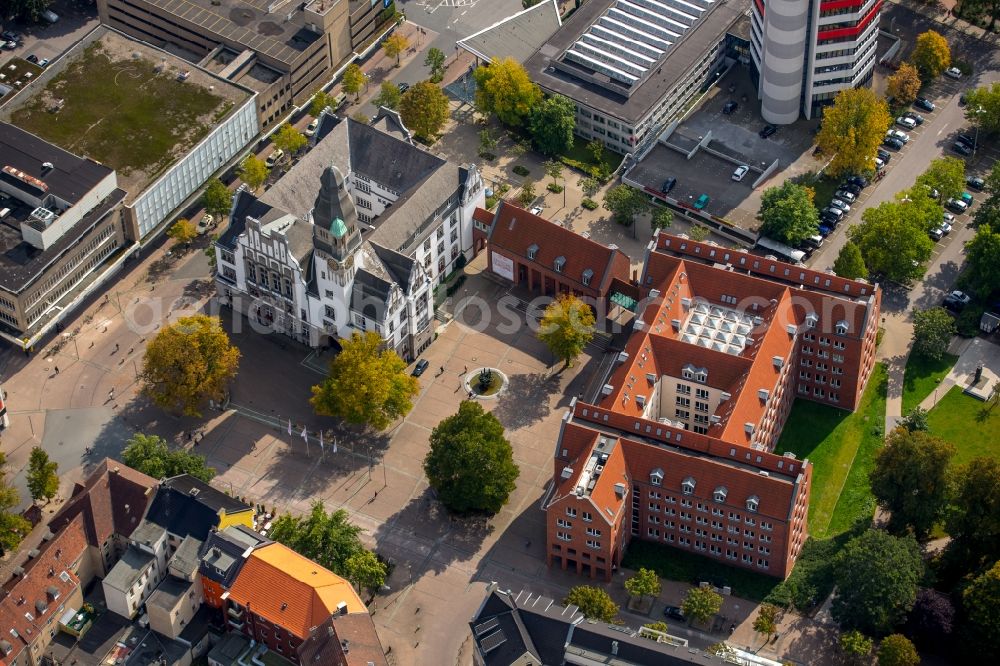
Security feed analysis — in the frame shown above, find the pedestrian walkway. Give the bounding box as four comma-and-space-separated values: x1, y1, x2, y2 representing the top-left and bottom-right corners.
913, 337, 1000, 412
888, 0, 1000, 44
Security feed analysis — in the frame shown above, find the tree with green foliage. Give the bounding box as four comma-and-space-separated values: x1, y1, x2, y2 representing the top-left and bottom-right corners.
757, 181, 820, 246
917, 157, 966, 202
543, 159, 564, 188
8, 0, 52, 22
423, 401, 519, 514
887, 62, 922, 105
877, 634, 920, 666
833, 241, 868, 280
966, 82, 1000, 135
518, 179, 536, 207
906, 588, 955, 649
202, 179, 232, 220
399, 81, 450, 141
624, 568, 661, 602
603, 184, 649, 225
310, 331, 418, 430
945, 458, 1000, 573
831, 529, 923, 636
689, 225, 711, 242
587, 139, 605, 167
644, 621, 669, 633
753, 604, 780, 645
204, 234, 219, 270
271, 123, 306, 161
0, 452, 31, 555
529, 94, 576, 155
344, 550, 388, 594
372, 80, 402, 110
848, 199, 934, 283
478, 128, 498, 158
898, 406, 929, 432
141, 314, 240, 417
269, 502, 365, 577
912, 30, 951, 79
580, 176, 601, 199
839, 630, 874, 665
870, 428, 955, 538
682, 587, 723, 626
424, 47, 446, 82
817, 88, 892, 177
963, 224, 1000, 299
651, 207, 673, 232
537, 293, 596, 367
121, 433, 216, 482
238, 154, 270, 192
912, 307, 957, 361
473, 57, 543, 127
382, 33, 409, 66
310, 90, 335, 117
963, 560, 1000, 651
167, 218, 197, 246
26, 447, 58, 504
564, 585, 619, 622
342, 63, 367, 100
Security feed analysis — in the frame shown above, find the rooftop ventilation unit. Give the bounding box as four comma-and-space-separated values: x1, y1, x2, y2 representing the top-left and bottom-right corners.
601, 384, 614, 395
773, 356, 784, 368
561, 466, 574, 480
617, 351, 629, 363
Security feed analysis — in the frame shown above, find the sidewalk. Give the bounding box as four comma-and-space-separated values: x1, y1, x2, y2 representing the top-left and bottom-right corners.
912, 336, 999, 413
888, 0, 1000, 44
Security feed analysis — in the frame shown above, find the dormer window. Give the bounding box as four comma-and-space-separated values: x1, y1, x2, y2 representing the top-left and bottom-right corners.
835, 320, 849, 335
805, 313, 818, 329
681, 364, 708, 383
746, 495, 760, 512
554, 256, 566, 273
582, 268, 594, 286
681, 477, 696, 495
650, 468, 664, 486
713, 487, 727, 503
527, 244, 538, 260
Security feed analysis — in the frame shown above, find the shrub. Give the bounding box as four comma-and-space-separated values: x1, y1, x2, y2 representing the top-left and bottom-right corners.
478, 152, 496, 161
547, 183, 564, 193
445, 275, 467, 296
512, 165, 530, 177
955, 305, 985, 338
581, 198, 599, 210
485, 195, 499, 210
499, 183, 511, 193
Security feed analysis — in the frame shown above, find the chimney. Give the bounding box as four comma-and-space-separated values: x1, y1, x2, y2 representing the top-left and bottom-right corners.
336, 601, 348, 615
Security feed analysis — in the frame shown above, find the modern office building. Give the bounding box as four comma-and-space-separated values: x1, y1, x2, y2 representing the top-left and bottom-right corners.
215, 112, 485, 355
96, 0, 386, 129
544, 232, 881, 581
752, 0, 881, 123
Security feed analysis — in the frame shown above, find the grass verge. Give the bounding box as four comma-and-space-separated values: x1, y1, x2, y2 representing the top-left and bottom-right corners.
901, 352, 959, 414
777, 363, 887, 539
926, 385, 1000, 465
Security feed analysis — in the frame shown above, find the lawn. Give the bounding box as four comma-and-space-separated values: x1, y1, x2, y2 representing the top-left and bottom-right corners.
777, 363, 887, 539
926, 386, 1000, 466
901, 352, 959, 414
9, 41, 229, 179
559, 141, 625, 174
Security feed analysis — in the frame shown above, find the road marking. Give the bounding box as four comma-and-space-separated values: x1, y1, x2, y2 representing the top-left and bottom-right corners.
937, 124, 950, 136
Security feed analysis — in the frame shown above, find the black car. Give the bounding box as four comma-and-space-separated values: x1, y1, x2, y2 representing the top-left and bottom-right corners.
953, 142, 973, 156
914, 97, 935, 112
957, 133, 979, 149
822, 207, 845, 222
397, 81, 410, 93
412, 359, 429, 376
663, 606, 686, 622
759, 124, 777, 139
943, 291, 972, 312
877, 148, 892, 163
847, 175, 870, 189
883, 136, 904, 150
840, 182, 862, 196
662, 177, 677, 194
1, 31, 20, 43
25, 54, 38, 64
723, 101, 738, 114
820, 211, 840, 226
968, 176, 985, 191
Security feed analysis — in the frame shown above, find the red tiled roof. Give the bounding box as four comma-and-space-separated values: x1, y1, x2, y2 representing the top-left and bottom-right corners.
0, 514, 88, 665
489, 202, 628, 290
473, 207, 494, 226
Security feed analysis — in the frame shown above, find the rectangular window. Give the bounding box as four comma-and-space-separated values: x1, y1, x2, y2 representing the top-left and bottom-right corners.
566, 508, 577, 518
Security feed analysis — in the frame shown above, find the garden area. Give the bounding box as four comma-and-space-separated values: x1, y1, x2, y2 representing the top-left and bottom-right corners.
901, 352, 958, 413
926, 386, 1000, 465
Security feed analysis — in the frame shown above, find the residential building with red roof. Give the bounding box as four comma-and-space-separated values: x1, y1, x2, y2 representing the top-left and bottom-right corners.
482, 202, 632, 302
545, 232, 881, 581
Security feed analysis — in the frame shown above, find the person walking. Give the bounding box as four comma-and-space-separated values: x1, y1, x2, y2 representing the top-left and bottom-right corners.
54, 366, 59, 374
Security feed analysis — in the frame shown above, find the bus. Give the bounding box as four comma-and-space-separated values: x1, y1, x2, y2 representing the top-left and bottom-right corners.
755, 236, 806, 264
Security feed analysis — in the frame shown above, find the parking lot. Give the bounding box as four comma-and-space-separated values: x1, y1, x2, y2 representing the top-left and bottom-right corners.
0, 1, 98, 64
627, 66, 822, 229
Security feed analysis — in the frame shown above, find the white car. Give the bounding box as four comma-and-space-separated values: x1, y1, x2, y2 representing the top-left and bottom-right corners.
886, 129, 910, 143
732, 165, 750, 181
304, 119, 319, 137
197, 214, 214, 235
834, 189, 856, 202
896, 116, 917, 129
530, 206, 543, 215
945, 67, 963, 79
830, 198, 851, 212
265, 149, 284, 168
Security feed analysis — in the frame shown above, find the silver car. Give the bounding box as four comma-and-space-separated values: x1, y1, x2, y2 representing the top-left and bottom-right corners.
830, 198, 851, 212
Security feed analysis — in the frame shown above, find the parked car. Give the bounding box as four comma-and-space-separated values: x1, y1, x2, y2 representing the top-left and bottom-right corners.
662, 177, 677, 194
953, 142, 973, 156
802, 234, 824, 249
914, 97, 935, 112
846, 175, 870, 189
834, 189, 856, 202
877, 148, 892, 163
819, 212, 840, 227
41, 10, 59, 24
875, 157, 886, 171
732, 165, 750, 181
2, 41, 15, 50
304, 118, 319, 137
412, 359, 429, 376
896, 116, 917, 129
945, 66, 963, 79
822, 206, 845, 222
883, 136, 904, 151
929, 226, 944, 241
943, 212, 956, 224
694, 193, 710, 209
397, 81, 410, 94
265, 149, 284, 167
723, 101, 738, 114
968, 176, 985, 190
886, 128, 910, 143
663, 606, 686, 622
38, 58, 49, 68
197, 214, 214, 235
945, 199, 969, 213
961, 191, 974, 206
25, 54, 39, 64
943, 290, 972, 312
530, 205, 544, 215
840, 182, 862, 196
830, 198, 851, 212
939, 219, 953, 235
957, 134, 979, 149
818, 223, 834, 237
759, 124, 777, 139
904, 112, 924, 125
1, 31, 21, 43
